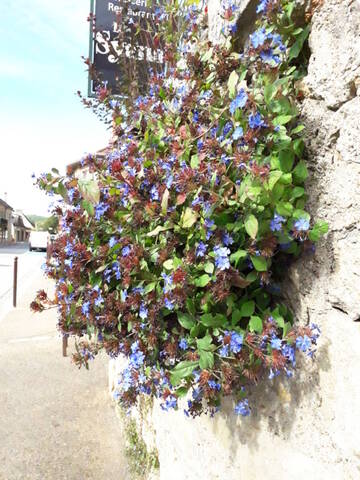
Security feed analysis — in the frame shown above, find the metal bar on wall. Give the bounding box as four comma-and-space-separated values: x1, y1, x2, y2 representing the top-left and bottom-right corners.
88, 0, 96, 97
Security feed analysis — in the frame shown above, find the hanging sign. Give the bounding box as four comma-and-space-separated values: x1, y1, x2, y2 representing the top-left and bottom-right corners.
88, 0, 166, 96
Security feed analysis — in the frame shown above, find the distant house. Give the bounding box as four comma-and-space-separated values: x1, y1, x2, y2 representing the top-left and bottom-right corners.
0, 198, 13, 243
11, 211, 34, 242
66, 147, 109, 177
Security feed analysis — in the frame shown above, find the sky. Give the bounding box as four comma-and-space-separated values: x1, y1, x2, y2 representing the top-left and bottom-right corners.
0, 0, 110, 215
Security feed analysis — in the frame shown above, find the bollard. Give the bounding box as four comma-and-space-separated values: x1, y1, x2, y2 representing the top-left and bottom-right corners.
62, 335, 68, 357
13, 256, 18, 308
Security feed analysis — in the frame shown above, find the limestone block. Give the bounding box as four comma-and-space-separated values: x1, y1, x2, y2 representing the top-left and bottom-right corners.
304, 0, 360, 109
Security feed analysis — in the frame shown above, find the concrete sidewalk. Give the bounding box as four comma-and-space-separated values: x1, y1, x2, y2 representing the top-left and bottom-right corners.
0, 275, 129, 479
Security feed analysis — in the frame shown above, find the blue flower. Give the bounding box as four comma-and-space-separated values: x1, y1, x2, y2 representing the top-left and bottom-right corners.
150, 185, 159, 201
219, 345, 229, 357
294, 218, 310, 231
222, 121, 233, 137
109, 236, 117, 248
223, 232, 234, 246
81, 301, 90, 317
94, 294, 104, 308
270, 337, 282, 350
296, 335, 311, 352
196, 241, 207, 258
208, 380, 221, 391
94, 202, 109, 220
260, 49, 280, 64
179, 338, 188, 350
282, 344, 296, 367
161, 273, 173, 293
229, 89, 248, 115
230, 331, 243, 353
120, 289, 128, 302
139, 303, 148, 320
161, 395, 177, 411
213, 245, 231, 271
234, 399, 250, 416
256, 0, 270, 13
164, 297, 175, 310
122, 246, 131, 257
112, 261, 121, 280
268, 368, 280, 380
232, 126, 244, 140
270, 213, 286, 232
248, 112, 266, 129
250, 28, 267, 48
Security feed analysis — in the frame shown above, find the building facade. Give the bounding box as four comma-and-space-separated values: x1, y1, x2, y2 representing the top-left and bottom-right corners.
0, 198, 13, 243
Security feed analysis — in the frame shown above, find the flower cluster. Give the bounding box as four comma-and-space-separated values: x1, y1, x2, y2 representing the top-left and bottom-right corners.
34, 0, 328, 418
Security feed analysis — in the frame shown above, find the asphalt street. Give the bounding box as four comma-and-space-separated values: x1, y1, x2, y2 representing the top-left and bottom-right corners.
0, 244, 129, 480
0, 244, 45, 320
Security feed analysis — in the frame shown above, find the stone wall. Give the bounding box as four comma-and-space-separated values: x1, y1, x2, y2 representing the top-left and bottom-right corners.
109, 1, 360, 478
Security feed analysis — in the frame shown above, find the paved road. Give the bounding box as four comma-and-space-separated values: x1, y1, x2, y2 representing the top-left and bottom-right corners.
0, 248, 129, 480
0, 244, 45, 320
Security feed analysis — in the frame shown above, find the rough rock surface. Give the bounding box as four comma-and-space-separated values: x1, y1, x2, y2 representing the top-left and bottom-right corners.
208, 0, 258, 46
110, 1, 360, 479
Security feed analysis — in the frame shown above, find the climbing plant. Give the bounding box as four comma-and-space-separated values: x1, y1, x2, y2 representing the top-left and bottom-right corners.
32, 0, 327, 417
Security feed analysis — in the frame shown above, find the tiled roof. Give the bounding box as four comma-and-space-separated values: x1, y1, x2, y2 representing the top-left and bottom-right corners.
66, 147, 109, 175
0, 198, 13, 211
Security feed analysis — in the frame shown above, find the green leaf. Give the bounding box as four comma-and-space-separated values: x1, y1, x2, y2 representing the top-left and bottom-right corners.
57, 182, 67, 201
175, 387, 188, 398
273, 115, 293, 126
309, 220, 329, 242
186, 298, 196, 315
144, 282, 156, 294
178, 312, 195, 330
231, 309, 242, 325
190, 324, 201, 338
250, 255, 268, 272
204, 262, 214, 274
290, 187, 305, 200
170, 361, 199, 386
240, 300, 255, 317
161, 188, 169, 215
272, 308, 285, 328
293, 138, 305, 157
227, 70, 239, 99
288, 24, 310, 61
199, 350, 214, 369
190, 154, 199, 169
196, 334, 213, 350
147, 225, 172, 237
200, 313, 226, 328
279, 150, 295, 172
78, 177, 100, 204
181, 208, 198, 229
276, 202, 294, 216
249, 316, 263, 333
230, 249, 247, 266
291, 125, 305, 135
245, 214, 258, 239
81, 200, 94, 216
264, 83, 277, 104
163, 259, 174, 270
283, 322, 292, 338
293, 161, 308, 183
268, 171, 282, 190
194, 274, 211, 287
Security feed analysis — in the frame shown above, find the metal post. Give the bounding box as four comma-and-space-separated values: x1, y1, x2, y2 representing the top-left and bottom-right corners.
62, 335, 68, 357
13, 256, 18, 308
